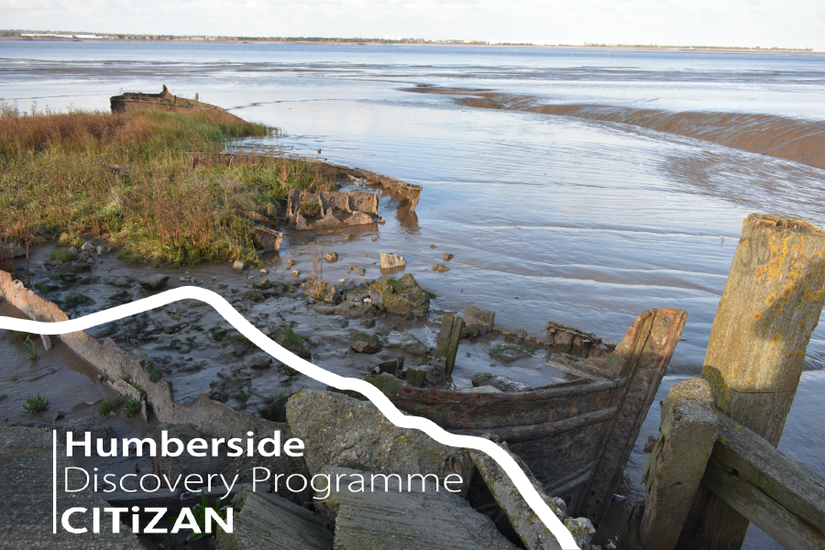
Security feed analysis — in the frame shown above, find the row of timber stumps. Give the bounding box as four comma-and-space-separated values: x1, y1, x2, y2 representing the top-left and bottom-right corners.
619, 214, 825, 550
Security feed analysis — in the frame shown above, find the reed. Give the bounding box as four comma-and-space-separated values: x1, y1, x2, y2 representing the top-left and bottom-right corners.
0, 104, 333, 267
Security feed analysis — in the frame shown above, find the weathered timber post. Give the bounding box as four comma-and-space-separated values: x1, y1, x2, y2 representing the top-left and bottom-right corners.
677, 214, 825, 550
620, 379, 718, 550
434, 313, 463, 375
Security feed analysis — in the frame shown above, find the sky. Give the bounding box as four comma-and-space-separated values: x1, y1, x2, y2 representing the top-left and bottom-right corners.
3, 0, 824, 49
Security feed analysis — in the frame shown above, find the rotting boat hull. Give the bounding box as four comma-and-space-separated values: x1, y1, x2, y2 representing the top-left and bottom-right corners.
390, 307, 687, 526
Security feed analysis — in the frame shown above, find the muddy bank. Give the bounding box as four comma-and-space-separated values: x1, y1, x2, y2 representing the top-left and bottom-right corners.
404, 85, 825, 171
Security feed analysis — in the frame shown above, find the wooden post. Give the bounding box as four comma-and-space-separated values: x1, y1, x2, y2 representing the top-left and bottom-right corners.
677, 214, 825, 550
635, 379, 718, 550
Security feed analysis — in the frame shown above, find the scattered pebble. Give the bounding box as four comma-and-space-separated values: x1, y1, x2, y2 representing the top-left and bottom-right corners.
432, 264, 449, 272
443, 253, 454, 261
291, 269, 301, 277
338, 278, 346, 284
260, 268, 269, 274
430, 244, 437, 248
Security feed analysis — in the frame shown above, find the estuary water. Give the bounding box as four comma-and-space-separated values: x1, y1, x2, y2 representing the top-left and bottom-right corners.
2, 40, 824, 547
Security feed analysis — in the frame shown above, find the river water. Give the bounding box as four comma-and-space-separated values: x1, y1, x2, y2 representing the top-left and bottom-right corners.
2, 41, 824, 547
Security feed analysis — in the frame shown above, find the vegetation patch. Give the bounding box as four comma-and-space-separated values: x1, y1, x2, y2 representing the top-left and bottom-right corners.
23, 393, 49, 413
1, 104, 336, 267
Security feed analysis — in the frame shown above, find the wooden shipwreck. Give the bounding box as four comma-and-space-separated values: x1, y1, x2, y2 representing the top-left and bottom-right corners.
110, 85, 247, 125
391, 307, 687, 527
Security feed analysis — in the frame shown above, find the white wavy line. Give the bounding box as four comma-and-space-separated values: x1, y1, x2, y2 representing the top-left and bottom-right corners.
0, 286, 580, 549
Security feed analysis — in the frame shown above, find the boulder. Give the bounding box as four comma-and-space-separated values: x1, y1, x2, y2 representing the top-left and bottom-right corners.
465, 304, 495, 336
432, 263, 449, 272
385, 331, 428, 356
286, 391, 472, 495
364, 372, 404, 396
472, 373, 530, 393
138, 274, 169, 291
216, 485, 333, 550
252, 278, 271, 290
368, 273, 430, 318
259, 395, 289, 421
325, 252, 339, 262
379, 252, 406, 270
349, 330, 381, 354
248, 355, 272, 370
242, 289, 265, 302
232, 259, 248, 272
489, 344, 533, 363
275, 327, 311, 360
321, 466, 516, 550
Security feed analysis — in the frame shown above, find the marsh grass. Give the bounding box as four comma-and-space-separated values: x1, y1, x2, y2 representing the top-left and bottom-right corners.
0, 104, 335, 267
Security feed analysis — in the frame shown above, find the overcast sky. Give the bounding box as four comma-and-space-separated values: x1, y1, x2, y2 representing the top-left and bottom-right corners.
3, 0, 824, 48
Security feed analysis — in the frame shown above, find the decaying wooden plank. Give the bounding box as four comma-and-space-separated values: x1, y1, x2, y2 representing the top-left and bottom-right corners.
700, 413, 825, 550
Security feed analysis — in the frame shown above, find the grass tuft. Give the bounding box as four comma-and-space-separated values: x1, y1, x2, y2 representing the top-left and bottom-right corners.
1, 104, 335, 267
23, 394, 49, 413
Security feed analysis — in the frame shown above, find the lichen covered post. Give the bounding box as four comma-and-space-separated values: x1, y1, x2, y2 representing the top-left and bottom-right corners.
678, 214, 825, 550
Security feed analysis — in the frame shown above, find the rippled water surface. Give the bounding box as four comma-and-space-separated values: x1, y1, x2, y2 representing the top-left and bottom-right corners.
2, 41, 824, 548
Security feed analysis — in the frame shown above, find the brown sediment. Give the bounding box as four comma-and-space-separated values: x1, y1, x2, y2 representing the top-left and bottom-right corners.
405, 85, 825, 171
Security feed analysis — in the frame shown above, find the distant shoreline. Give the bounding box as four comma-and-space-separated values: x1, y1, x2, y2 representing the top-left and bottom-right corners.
1, 35, 822, 54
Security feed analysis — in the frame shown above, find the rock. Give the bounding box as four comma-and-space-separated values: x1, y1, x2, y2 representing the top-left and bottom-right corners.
286, 391, 473, 495
465, 304, 495, 336
232, 259, 248, 272
151, 424, 231, 479
489, 344, 533, 363
379, 252, 406, 270
564, 518, 597, 550
291, 269, 301, 277
248, 355, 273, 370
242, 289, 265, 302
260, 268, 269, 274
275, 327, 311, 360
368, 273, 430, 318
321, 466, 515, 550
470, 437, 585, 550
432, 263, 449, 272
349, 330, 381, 354
138, 274, 169, 291
288, 259, 299, 266
304, 282, 341, 304
472, 373, 531, 392
80, 241, 95, 253
48, 409, 64, 421
376, 357, 404, 376
353, 267, 366, 276
216, 484, 333, 550
259, 395, 289, 422
443, 253, 454, 261
385, 331, 428, 356
325, 252, 339, 262
364, 372, 405, 396
252, 278, 271, 290
96, 245, 112, 256
101, 275, 136, 288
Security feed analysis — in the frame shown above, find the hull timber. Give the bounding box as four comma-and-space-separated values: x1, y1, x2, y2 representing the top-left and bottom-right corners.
390, 307, 687, 526
110, 86, 247, 125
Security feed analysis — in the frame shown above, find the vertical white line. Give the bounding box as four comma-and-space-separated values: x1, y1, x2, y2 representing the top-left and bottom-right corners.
53, 429, 57, 534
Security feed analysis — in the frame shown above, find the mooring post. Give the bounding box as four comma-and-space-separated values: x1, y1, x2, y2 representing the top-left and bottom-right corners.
676, 214, 825, 550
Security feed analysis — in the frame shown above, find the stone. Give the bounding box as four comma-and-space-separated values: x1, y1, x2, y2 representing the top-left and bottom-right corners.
380, 252, 406, 270
385, 331, 428, 356
259, 395, 289, 422
321, 466, 516, 550
216, 485, 333, 550
151, 424, 231, 480
291, 269, 301, 277
368, 274, 430, 318
364, 372, 405, 396
456, 385, 502, 394
101, 275, 136, 287
48, 409, 64, 421
472, 373, 531, 392
286, 391, 473, 495
248, 355, 273, 370
242, 289, 265, 302
443, 253, 454, 261
304, 282, 341, 304
465, 304, 495, 336
252, 278, 271, 290
489, 343, 533, 363
349, 330, 381, 354
275, 327, 311, 360
138, 274, 169, 291
325, 252, 339, 262
470, 437, 587, 550
80, 241, 95, 253
376, 357, 404, 376
432, 263, 449, 272
0, 427, 144, 549
232, 259, 248, 272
